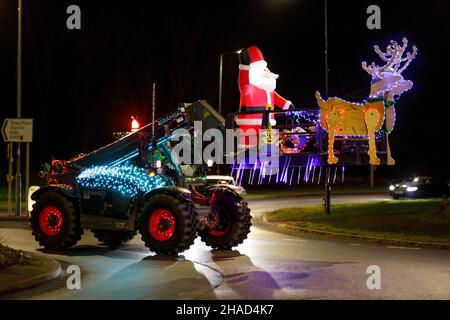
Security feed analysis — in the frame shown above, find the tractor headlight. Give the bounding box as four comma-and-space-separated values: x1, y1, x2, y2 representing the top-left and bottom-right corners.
28, 186, 40, 215
406, 186, 418, 192
389, 185, 395, 191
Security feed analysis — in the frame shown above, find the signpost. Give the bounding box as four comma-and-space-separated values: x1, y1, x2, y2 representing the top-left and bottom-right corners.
2, 119, 33, 143
2, 118, 33, 216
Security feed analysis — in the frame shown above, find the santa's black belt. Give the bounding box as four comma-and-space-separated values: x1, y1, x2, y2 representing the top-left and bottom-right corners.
239, 107, 270, 113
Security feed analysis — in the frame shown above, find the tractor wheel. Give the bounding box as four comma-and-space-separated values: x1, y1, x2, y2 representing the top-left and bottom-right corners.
139, 194, 197, 255
30, 191, 82, 249
199, 190, 252, 250
92, 230, 136, 247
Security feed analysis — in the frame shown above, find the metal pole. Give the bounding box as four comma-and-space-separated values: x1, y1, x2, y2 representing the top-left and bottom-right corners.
15, 0, 23, 216
324, 167, 331, 215
25, 142, 30, 212
370, 165, 374, 188
7, 143, 13, 216
151, 83, 156, 167
218, 53, 223, 115
15, 145, 21, 216
17, 0, 22, 119
323, 0, 331, 215
152, 83, 155, 142
324, 0, 329, 98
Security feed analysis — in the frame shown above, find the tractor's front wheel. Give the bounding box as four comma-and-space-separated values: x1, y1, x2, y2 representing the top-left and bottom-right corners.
30, 191, 82, 249
139, 194, 197, 255
199, 190, 252, 250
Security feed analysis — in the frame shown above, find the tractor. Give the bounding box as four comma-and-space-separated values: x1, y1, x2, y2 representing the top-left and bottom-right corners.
30, 101, 251, 255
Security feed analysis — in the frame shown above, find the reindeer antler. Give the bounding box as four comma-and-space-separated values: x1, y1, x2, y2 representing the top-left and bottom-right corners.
379, 42, 401, 72
374, 45, 390, 62
363, 38, 418, 77
361, 61, 378, 76
396, 45, 418, 74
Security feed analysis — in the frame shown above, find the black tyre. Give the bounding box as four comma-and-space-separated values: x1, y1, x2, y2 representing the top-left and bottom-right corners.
139, 194, 197, 255
392, 195, 400, 200
92, 230, 136, 246
198, 190, 252, 250
31, 191, 82, 249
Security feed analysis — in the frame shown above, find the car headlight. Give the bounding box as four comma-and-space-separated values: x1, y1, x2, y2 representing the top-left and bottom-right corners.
406, 186, 418, 192
389, 185, 395, 191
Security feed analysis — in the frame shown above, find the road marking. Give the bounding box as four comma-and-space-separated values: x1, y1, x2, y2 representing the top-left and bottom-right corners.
349, 243, 364, 246
386, 246, 421, 250
281, 238, 307, 242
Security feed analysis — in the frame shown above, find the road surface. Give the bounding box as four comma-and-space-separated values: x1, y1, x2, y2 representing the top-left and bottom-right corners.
1, 193, 450, 299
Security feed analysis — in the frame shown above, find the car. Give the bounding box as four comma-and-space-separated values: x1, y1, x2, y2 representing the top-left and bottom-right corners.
389, 176, 449, 199
205, 175, 247, 196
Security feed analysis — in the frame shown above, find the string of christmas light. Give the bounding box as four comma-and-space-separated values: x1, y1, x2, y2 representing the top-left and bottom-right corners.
76, 165, 169, 197
231, 159, 346, 186
285, 111, 317, 124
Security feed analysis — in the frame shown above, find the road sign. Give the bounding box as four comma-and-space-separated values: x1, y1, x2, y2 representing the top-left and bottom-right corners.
2, 118, 33, 143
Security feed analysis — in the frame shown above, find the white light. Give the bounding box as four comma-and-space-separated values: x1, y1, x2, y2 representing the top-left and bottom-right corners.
236, 49, 243, 54
389, 185, 395, 191
156, 160, 162, 168
207, 159, 214, 167
413, 177, 419, 182
28, 186, 40, 214
406, 186, 418, 192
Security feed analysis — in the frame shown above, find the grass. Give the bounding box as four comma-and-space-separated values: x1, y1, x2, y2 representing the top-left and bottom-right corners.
0, 235, 23, 270
266, 199, 450, 244
245, 184, 387, 200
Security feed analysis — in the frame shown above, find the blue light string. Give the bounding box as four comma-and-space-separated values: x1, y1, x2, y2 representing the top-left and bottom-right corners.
76, 165, 168, 197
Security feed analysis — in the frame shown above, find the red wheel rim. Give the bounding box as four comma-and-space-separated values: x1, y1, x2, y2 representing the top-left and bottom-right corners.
39, 206, 63, 236
209, 207, 231, 237
149, 209, 176, 241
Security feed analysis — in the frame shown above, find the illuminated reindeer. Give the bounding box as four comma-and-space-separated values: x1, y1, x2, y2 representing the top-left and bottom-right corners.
316, 38, 418, 165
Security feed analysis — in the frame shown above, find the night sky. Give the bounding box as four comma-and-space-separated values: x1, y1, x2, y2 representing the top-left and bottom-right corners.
0, 0, 449, 178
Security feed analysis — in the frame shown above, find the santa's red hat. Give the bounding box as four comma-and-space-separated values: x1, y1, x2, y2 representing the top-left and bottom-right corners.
239, 46, 267, 70
248, 46, 267, 68
248, 46, 264, 64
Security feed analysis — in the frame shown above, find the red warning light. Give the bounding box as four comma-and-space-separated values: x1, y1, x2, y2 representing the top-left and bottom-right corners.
131, 116, 140, 132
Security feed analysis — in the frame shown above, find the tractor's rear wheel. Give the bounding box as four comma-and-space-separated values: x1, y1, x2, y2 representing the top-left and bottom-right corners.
199, 190, 252, 250
139, 194, 197, 255
92, 230, 136, 247
31, 191, 82, 249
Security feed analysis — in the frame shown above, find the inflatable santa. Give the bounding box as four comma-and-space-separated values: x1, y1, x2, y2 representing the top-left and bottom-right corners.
236, 46, 293, 147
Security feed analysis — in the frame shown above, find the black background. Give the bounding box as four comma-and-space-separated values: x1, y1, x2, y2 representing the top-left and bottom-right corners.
0, 0, 449, 177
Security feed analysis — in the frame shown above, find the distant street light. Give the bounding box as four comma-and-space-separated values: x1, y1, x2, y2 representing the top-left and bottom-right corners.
218, 49, 242, 115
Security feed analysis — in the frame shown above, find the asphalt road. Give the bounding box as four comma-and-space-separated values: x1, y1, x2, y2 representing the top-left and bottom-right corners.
1, 193, 450, 299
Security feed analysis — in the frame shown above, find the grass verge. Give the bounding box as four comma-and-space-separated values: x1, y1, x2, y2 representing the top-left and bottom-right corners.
0, 236, 24, 270
266, 199, 450, 244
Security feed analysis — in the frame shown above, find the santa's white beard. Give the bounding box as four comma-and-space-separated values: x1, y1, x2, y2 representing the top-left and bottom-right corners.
249, 70, 277, 92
